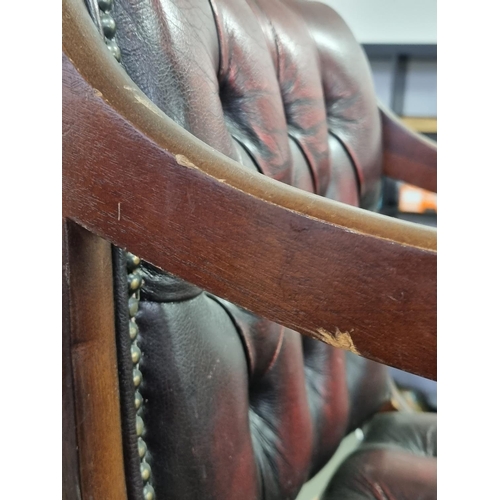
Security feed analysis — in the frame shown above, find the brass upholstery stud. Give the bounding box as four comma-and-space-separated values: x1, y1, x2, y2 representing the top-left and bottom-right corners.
133, 369, 143, 388
83, 5, 156, 490
105, 39, 121, 62
100, 12, 116, 38
143, 484, 155, 500
129, 296, 139, 317
136, 415, 145, 436
129, 321, 138, 341
97, 0, 113, 12
131, 344, 141, 365
141, 461, 152, 481
138, 438, 147, 459
134, 391, 143, 410
128, 272, 143, 292
126, 252, 141, 272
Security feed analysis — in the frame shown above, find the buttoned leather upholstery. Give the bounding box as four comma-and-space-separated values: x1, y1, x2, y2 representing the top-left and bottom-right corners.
104, 0, 437, 498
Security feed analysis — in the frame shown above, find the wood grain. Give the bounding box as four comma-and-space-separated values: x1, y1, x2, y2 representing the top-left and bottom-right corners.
62, 222, 82, 500
63, 220, 128, 499
62, 0, 436, 380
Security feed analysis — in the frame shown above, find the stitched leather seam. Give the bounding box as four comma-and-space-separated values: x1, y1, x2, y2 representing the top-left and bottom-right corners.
328, 130, 362, 199
250, 0, 282, 83
232, 135, 264, 174
287, 131, 319, 195
262, 325, 285, 377
207, 0, 227, 82
205, 294, 255, 378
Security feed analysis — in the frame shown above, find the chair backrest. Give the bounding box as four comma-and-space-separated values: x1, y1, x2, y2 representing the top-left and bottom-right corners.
92, 1, 393, 498
112, 0, 384, 210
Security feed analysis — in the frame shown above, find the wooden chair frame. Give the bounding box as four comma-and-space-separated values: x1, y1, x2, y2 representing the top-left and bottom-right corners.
62, 0, 436, 497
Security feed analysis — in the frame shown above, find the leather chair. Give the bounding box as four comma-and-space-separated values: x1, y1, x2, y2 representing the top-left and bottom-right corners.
62, 0, 437, 498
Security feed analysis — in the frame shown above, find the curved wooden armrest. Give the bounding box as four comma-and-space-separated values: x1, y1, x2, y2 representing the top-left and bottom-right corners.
380, 103, 437, 193
62, 0, 436, 380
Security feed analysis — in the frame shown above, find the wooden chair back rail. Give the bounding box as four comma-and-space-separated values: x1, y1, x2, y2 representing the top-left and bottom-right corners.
63, 0, 436, 381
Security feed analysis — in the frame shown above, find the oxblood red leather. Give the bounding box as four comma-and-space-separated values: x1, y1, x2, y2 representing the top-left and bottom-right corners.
104, 0, 438, 498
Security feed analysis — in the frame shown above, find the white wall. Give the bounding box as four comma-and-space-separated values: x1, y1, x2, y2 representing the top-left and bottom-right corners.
369, 59, 437, 117
404, 60, 437, 116
320, 0, 437, 45
370, 59, 393, 108
319, 1, 437, 117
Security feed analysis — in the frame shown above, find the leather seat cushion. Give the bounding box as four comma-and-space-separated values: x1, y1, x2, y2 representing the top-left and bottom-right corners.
322, 413, 437, 500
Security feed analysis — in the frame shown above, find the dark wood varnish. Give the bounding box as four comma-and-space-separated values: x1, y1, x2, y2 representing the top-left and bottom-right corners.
62, 222, 82, 500
63, 221, 127, 499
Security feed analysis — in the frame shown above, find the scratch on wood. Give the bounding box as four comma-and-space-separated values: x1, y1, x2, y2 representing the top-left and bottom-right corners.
176, 155, 228, 182
118, 203, 121, 221
175, 154, 198, 169
123, 85, 163, 118
315, 327, 360, 355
